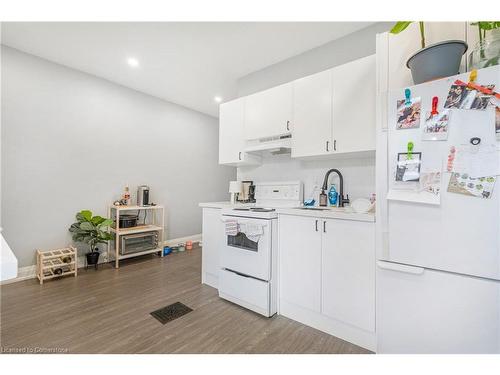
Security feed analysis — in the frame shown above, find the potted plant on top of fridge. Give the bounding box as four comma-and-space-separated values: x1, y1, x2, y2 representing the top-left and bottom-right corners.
69, 210, 114, 269
390, 21, 468, 84
468, 21, 500, 69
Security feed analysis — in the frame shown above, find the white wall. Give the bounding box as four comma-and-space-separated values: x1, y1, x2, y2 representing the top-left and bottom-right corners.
238, 155, 375, 204
1, 46, 236, 267
236, 23, 390, 200
237, 23, 392, 96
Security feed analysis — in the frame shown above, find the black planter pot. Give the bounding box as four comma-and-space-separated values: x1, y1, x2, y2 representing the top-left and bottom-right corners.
86, 251, 100, 270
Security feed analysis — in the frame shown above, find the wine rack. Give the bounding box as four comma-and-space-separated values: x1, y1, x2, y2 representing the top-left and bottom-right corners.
36, 246, 77, 285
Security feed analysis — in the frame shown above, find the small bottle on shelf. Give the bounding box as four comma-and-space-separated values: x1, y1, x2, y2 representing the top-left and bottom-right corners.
123, 185, 131, 206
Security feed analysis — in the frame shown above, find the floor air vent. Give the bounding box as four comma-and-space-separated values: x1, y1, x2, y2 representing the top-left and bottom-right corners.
150, 302, 193, 324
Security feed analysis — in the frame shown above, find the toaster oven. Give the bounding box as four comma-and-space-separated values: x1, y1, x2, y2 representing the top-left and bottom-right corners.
120, 231, 159, 255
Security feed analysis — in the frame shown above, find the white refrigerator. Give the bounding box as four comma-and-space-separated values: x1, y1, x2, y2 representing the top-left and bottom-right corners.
376, 65, 500, 353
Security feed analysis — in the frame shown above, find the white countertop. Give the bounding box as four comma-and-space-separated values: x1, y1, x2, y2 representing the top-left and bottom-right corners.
199, 202, 375, 222
277, 207, 375, 223
199, 201, 256, 209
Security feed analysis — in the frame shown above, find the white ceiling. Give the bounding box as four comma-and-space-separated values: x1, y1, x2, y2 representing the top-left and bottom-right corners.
1, 22, 373, 117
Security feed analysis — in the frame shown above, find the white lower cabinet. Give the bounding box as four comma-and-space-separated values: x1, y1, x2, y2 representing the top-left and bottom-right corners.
279, 215, 321, 313
201, 208, 223, 288
322, 219, 375, 332
278, 214, 376, 351
377, 261, 500, 354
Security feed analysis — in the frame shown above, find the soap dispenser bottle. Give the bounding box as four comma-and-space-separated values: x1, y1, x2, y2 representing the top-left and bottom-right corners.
328, 184, 338, 206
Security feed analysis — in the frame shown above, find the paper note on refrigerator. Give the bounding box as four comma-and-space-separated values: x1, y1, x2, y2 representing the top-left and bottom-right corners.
449, 144, 500, 178
447, 173, 496, 199
419, 171, 441, 196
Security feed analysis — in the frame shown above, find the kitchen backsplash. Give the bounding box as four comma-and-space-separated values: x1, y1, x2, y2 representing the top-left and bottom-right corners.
237, 154, 375, 205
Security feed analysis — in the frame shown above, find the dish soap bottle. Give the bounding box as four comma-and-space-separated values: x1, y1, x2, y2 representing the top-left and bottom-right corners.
328, 184, 338, 206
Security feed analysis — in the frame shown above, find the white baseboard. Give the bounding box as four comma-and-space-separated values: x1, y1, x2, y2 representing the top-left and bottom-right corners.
1, 233, 202, 285
164, 233, 202, 247
279, 299, 376, 352
0, 265, 37, 285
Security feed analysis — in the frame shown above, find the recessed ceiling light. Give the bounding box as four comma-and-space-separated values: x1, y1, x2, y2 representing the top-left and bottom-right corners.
214, 96, 222, 103
127, 57, 139, 68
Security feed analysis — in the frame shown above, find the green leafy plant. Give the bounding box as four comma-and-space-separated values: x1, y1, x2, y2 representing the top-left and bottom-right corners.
69, 210, 114, 253
471, 21, 500, 43
390, 21, 426, 49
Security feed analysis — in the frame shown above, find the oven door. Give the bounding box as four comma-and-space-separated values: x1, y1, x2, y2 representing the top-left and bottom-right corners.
220, 216, 272, 281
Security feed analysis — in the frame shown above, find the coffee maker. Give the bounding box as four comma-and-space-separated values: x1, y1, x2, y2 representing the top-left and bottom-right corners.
137, 185, 150, 206
237, 181, 256, 203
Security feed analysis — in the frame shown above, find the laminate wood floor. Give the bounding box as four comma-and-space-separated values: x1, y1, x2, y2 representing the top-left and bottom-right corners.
0, 246, 371, 354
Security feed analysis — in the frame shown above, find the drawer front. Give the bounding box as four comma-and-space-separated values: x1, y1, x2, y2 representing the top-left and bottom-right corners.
377, 261, 500, 353
219, 269, 271, 316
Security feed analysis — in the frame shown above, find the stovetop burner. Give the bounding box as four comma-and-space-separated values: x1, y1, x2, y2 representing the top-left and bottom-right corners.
250, 208, 275, 212
232, 207, 275, 212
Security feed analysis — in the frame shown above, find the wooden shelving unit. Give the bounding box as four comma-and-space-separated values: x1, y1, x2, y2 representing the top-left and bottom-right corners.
107, 205, 165, 268
36, 246, 77, 285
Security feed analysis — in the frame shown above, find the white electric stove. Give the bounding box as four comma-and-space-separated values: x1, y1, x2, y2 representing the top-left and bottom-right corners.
219, 181, 303, 317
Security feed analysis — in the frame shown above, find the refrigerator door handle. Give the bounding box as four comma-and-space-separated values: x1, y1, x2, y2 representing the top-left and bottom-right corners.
377, 261, 425, 275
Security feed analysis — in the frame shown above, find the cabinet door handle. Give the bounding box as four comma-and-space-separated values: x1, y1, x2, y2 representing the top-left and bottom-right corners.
286, 120, 290, 131
377, 261, 425, 275
326, 141, 329, 152
334, 139, 337, 151
315, 220, 318, 232
323, 221, 326, 233
238, 151, 242, 160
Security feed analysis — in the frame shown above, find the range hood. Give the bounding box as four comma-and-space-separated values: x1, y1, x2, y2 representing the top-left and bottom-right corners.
244, 134, 292, 155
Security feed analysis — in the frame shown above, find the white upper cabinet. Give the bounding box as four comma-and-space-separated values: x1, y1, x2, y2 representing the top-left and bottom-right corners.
219, 98, 261, 166
291, 55, 376, 158
219, 55, 378, 162
244, 82, 293, 140
292, 69, 333, 158
331, 54, 376, 154
219, 98, 245, 164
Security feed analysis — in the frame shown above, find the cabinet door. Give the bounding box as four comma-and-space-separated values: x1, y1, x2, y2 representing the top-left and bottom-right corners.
377, 261, 500, 353
279, 215, 321, 313
292, 70, 333, 158
219, 98, 245, 165
201, 208, 223, 288
321, 219, 375, 332
332, 55, 376, 154
244, 82, 293, 140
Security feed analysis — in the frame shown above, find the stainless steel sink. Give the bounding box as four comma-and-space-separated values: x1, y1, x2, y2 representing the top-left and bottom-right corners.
295, 206, 350, 212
